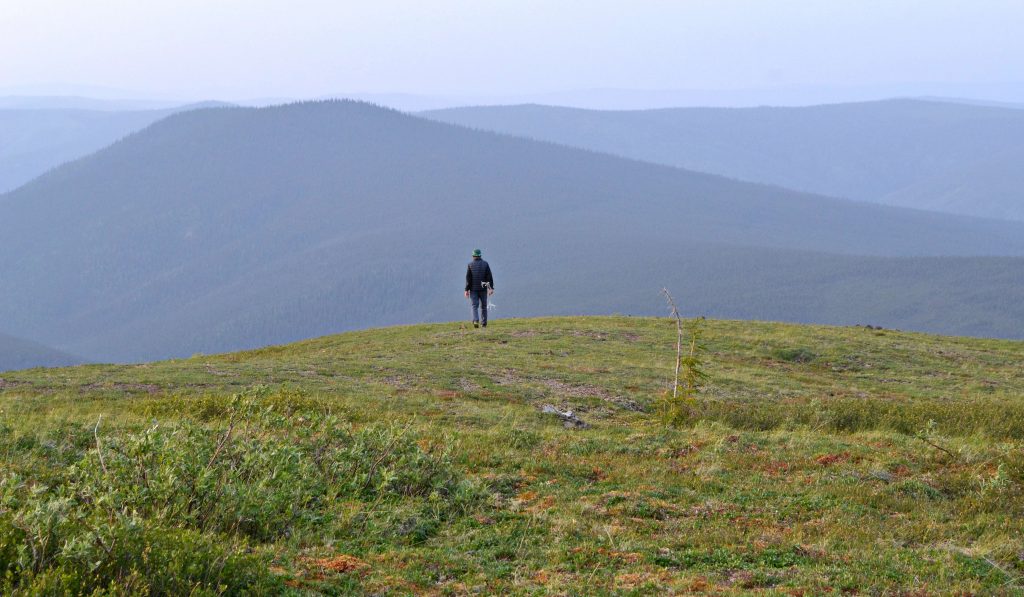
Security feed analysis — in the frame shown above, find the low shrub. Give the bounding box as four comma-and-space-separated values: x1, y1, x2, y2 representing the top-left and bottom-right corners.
770, 347, 817, 363
0, 515, 279, 596
133, 387, 332, 421
688, 396, 1024, 439
0, 387, 484, 593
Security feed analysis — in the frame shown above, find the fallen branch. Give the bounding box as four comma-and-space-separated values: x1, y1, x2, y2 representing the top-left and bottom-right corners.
94, 416, 109, 477
917, 435, 956, 459
206, 417, 237, 470
984, 557, 1022, 588
362, 419, 416, 491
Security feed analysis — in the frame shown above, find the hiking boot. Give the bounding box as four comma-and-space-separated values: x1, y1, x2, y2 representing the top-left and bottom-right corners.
473, 321, 479, 328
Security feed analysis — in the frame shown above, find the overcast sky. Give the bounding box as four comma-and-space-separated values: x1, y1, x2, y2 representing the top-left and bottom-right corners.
2, 0, 1022, 104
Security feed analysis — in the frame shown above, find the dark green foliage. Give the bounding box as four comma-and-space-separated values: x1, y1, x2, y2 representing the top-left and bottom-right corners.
0, 520, 279, 596
661, 546, 812, 570
659, 304, 709, 427
770, 346, 817, 363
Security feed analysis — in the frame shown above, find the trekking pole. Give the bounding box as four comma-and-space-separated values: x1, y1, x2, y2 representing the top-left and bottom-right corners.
482, 282, 495, 310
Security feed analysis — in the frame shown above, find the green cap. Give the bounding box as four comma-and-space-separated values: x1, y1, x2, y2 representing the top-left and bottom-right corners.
472, 249, 482, 257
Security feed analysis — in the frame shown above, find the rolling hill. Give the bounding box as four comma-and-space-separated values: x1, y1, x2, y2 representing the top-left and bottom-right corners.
423, 99, 1024, 221
1, 316, 1022, 593
0, 331, 83, 372
4, 100, 1024, 363
0, 102, 230, 193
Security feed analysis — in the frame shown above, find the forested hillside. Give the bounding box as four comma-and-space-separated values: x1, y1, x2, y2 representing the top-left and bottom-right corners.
3, 100, 1024, 363
424, 99, 1024, 221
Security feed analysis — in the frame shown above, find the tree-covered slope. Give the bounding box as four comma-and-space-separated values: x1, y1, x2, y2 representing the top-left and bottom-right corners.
423, 99, 1024, 221
4, 100, 1024, 363
1, 317, 1022, 593
881, 146, 1024, 221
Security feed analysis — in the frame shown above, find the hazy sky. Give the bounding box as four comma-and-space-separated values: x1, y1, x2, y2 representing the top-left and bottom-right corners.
2, 0, 1022, 102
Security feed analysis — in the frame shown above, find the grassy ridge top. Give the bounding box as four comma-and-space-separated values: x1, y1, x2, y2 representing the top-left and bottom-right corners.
2, 316, 1023, 593
6, 316, 1023, 438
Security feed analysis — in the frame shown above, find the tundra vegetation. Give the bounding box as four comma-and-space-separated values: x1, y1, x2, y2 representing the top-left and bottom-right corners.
1, 316, 1022, 594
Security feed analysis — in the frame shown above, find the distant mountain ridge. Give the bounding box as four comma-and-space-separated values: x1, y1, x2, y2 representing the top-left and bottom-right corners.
0, 332, 83, 372
423, 99, 1024, 221
0, 102, 233, 193
3, 100, 1024, 364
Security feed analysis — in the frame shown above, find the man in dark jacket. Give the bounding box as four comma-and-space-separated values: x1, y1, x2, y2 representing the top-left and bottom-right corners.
464, 249, 494, 328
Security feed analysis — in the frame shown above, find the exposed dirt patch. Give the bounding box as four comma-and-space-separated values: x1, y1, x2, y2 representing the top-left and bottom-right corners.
0, 378, 24, 390
491, 370, 525, 386
458, 378, 482, 392
304, 554, 369, 576
204, 364, 234, 377
684, 501, 734, 518
571, 330, 609, 340
815, 452, 852, 466
379, 375, 417, 389
82, 382, 160, 394
541, 378, 607, 397
540, 379, 645, 412
509, 330, 539, 338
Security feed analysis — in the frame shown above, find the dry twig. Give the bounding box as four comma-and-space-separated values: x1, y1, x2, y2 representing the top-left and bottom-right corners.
661, 288, 683, 399
94, 416, 110, 477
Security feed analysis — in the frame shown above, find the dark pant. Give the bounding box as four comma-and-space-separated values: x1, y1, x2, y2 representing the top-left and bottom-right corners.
470, 290, 488, 324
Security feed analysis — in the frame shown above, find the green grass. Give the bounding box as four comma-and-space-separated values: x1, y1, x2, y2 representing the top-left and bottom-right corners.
2, 316, 1023, 594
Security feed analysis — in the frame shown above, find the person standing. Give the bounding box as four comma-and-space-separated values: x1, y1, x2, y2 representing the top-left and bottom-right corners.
464, 249, 494, 328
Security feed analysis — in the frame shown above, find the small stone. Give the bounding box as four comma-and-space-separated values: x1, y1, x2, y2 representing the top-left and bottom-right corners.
540, 404, 589, 429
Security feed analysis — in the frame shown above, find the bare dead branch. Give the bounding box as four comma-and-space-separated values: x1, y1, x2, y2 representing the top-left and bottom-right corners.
661, 288, 683, 399
94, 416, 110, 477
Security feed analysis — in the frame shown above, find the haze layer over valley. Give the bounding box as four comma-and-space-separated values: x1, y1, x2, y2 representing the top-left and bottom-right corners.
2, 100, 1024, 365
424, 99, 1024, 222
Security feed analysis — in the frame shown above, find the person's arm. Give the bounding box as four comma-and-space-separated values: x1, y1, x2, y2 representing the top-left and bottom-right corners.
485, 264, 494, 293
465, 265, 472, 296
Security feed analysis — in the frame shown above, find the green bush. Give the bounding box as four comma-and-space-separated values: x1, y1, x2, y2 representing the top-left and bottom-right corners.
1, 519, 279, 596
770, 346, 817, 363
0, 387, 484, 593
688, 396, 1024, 439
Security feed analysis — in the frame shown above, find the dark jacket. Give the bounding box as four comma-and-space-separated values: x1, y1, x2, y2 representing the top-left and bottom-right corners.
465, 258, 494, 292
